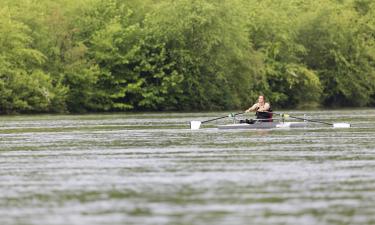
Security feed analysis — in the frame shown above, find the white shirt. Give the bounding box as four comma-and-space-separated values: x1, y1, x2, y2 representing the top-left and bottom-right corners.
246, 102, 270, 112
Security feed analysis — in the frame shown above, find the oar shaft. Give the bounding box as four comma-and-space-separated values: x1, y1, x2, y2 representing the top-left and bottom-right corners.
288, 115, 333, 125
201, 112, 244, 124
201, 115, 229, 124
270, 112, 333, 126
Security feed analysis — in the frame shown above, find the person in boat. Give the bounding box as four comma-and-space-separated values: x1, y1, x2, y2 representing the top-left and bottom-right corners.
241, 95, 273, 124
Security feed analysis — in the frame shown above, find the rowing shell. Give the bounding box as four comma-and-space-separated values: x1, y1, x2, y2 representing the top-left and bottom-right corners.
217, 121, 308, 130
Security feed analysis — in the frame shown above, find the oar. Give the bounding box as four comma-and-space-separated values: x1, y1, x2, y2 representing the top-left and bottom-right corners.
272, 112, 351, 128
190, 112, 245, 130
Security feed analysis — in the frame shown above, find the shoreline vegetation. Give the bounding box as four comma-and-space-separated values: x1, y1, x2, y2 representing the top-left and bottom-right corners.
0, 107, 372, 118
1, 0, 374, 114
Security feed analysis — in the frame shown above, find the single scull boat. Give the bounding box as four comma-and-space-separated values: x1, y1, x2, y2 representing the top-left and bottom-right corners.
217, 121, 307, 129
190, 112, 351, 130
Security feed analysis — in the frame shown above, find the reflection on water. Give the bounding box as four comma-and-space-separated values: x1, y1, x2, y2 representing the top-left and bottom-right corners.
0, 110, 375, 225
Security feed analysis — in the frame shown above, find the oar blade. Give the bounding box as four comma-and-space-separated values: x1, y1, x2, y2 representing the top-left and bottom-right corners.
333, 123, 351, 128
190, 121, 202, 130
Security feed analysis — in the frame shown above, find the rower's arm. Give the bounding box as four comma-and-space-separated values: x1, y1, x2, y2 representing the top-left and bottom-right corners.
245, 103, 259, 113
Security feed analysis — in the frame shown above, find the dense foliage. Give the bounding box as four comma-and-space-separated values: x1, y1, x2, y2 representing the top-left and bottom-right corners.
1, 0, 374, 113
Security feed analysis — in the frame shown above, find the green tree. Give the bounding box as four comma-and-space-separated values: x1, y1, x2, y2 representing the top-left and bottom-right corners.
0, 6, 66, 113
1, 0, 374, 114
298, 0, 375, 106
245, 0, 323, 108
143, 0, 260, 110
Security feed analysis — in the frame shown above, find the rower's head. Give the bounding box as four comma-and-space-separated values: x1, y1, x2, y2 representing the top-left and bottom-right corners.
258, 95, 265, 104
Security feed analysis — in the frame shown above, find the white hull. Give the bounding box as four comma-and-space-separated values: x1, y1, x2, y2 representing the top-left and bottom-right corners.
217, 122, 308, 130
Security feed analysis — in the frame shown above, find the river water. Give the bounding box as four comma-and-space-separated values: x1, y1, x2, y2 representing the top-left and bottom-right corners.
0, 109, 375, 225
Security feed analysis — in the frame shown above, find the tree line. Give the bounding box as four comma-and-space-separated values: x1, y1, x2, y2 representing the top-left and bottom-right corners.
1, 0, 374, 114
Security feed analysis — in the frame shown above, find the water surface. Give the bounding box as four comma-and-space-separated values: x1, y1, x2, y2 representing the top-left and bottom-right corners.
1, 110, 375, 225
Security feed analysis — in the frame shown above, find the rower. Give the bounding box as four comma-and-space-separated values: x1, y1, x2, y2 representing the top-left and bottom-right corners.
242, 95, 272, 124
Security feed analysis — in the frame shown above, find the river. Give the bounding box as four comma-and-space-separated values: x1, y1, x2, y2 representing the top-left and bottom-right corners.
1, 109, 375, 225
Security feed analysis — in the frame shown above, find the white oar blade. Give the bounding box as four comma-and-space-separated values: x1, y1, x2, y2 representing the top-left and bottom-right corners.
333, 123, 351, 128
190, 121, 202, 130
